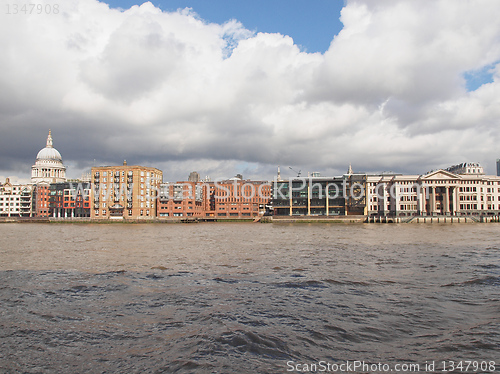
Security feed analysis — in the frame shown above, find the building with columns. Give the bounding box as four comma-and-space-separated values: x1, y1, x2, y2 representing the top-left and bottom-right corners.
366, 163, 500, 217
31, 130, 66, 184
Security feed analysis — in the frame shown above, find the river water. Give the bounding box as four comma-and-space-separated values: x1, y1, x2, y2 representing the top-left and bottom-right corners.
0, 223, 499, 373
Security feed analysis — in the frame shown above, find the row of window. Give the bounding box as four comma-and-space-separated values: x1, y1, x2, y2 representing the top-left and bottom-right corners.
95, 170, 160, 178
369, 203, 500, 211
94, 209, 151, 216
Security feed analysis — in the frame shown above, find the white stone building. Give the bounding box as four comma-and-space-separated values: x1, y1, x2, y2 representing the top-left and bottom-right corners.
31, 130, 66, 184
366, 163, 500, 217
0, 178, 33, 217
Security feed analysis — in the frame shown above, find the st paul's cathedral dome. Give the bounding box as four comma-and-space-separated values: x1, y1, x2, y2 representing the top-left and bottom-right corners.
31, 130, 67, 184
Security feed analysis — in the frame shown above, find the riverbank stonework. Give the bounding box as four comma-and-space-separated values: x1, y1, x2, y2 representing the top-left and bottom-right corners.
3, 215, 499, 224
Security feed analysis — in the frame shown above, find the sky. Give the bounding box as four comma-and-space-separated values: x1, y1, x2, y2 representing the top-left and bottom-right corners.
1, 0, 500, 183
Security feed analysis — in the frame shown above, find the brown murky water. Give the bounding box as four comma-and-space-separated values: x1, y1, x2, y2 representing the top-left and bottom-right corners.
0, 223, 499, 373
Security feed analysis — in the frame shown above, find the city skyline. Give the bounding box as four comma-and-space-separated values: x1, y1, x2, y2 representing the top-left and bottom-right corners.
1, 0, 500, 183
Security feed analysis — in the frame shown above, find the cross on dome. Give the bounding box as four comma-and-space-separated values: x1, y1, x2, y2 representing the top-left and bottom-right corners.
46, 130, 53, 148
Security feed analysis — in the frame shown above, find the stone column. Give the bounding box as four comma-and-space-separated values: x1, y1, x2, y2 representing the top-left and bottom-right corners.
444, 186, 450, 215
451, 186, 457, 215
420, 185, 427, 216
394, 184, 399, 217
416, 189, 421, 215
431, 186, 436, 216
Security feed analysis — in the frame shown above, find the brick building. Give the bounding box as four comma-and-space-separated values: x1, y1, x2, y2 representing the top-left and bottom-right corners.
33, 183, 50, 217
157, 181, 204, 217
91, 162, 162, 220
210, 178, 271, 218
156, 177, 271, 219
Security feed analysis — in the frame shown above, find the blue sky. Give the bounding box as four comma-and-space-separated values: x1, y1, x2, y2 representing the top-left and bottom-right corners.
464, 63, 497, 91
105, 0, 345, 53
104, 0, 493, 90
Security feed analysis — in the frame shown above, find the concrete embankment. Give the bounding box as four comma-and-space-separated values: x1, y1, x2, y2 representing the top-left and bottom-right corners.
0, 217, 50, 223
271, 216, 366, 224
2, 215, 499, 224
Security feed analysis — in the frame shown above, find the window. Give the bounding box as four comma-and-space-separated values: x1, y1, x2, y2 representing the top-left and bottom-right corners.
102, 210, 106, 215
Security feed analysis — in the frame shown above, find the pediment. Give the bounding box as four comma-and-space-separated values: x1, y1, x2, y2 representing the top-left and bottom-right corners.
421, 169, 460, 180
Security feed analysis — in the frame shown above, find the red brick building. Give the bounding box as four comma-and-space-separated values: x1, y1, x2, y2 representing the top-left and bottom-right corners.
211, 179, 271, 218
33, 183, 50, 217
157, 178, 271, 219
157, 181, 204, 217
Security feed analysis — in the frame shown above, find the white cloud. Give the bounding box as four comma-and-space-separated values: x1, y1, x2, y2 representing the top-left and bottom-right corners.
1, 0, 500, 181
